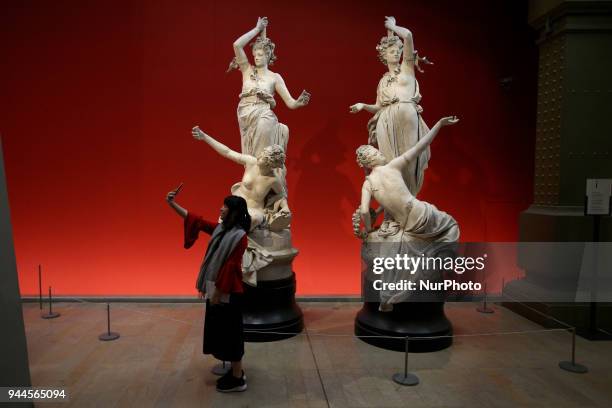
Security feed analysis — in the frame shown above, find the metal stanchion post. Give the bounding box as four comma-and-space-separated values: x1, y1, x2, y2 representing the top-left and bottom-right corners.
559, 327, 588, 373
212, 361, 231, 376
477, 282, 494, 314
41, 286, 60, 319
38, 265, 43, 311
392, 337, 419, 386
99, 303, 120, 341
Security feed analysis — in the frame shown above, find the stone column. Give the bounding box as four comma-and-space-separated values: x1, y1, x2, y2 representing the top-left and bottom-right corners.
0, 137, 34, 408
523, 0, 612, 239
507, 0, 612, 332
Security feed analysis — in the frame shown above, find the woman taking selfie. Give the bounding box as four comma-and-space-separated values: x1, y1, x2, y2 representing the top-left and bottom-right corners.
166, 188, 249, 393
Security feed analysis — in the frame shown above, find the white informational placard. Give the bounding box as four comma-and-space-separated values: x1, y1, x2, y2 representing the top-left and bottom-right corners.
586, 179, 612, 215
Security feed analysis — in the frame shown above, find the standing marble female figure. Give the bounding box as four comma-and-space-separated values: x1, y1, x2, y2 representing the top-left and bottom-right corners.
229, 17, 310, 157
350, 17, 432, 195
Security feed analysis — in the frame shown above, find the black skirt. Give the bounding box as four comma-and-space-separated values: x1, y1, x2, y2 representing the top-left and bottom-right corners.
203, 294, 244, 362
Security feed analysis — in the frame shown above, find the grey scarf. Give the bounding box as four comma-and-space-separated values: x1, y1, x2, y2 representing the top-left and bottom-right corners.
195, 223, 246, 292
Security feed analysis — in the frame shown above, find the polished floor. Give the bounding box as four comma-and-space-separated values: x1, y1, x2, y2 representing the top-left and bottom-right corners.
23, 301, 612, 407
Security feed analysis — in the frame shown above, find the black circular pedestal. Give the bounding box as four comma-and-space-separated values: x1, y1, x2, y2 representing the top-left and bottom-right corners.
242, 273, 303, 342
355, 301, 452, 352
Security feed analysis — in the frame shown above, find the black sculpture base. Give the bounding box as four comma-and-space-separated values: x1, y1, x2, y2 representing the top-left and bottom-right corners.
355, 301, 452, 352
242, 273, 303, 342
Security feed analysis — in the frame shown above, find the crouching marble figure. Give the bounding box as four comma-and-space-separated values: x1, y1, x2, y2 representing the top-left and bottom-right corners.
192, 127, 296, 287
352, 116, 460, 351
190, 127, 302, 339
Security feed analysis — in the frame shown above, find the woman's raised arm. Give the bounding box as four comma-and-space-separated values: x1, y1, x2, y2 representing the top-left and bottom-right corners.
191, 126, 255, 166
166, 190, 187, 218
232, 17, 268, 72
384, 16, 415, 75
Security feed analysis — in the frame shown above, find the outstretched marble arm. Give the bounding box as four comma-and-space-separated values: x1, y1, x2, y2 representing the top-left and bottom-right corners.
349, 101, 381, 114
191, 126, 255, 166
389, 116, 459, 170
350, 81, 382, 114
275, 74, 310, 110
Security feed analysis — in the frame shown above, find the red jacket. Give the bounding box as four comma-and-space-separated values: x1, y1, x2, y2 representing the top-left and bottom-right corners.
184, 212, 247, 294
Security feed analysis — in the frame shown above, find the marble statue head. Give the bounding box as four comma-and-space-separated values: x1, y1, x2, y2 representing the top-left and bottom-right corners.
251, 37, 277, 67
257, 144, 285, 169
356, 145, 386, 168
376, 34, 403, 66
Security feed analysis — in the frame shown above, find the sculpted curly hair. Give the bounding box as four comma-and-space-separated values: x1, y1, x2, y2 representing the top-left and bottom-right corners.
356, 145, 385, 168
251, 37, 277, 66
226, 36, 278, 72
376, 35, 403, 65
258, 145, 285, 169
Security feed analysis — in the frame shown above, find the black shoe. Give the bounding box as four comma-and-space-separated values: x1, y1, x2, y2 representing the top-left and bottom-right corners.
216, 369, 246, 385
215, 369, 232, 385
216, 370, 247, 393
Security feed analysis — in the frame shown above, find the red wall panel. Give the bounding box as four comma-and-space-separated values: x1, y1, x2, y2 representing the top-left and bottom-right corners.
0, 0, 536, 296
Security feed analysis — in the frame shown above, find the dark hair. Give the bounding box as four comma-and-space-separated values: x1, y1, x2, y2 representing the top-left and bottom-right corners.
223, 195, 251, 231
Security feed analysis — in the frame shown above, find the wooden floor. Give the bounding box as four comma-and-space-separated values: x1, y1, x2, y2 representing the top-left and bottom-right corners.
22, 302, 612, 407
